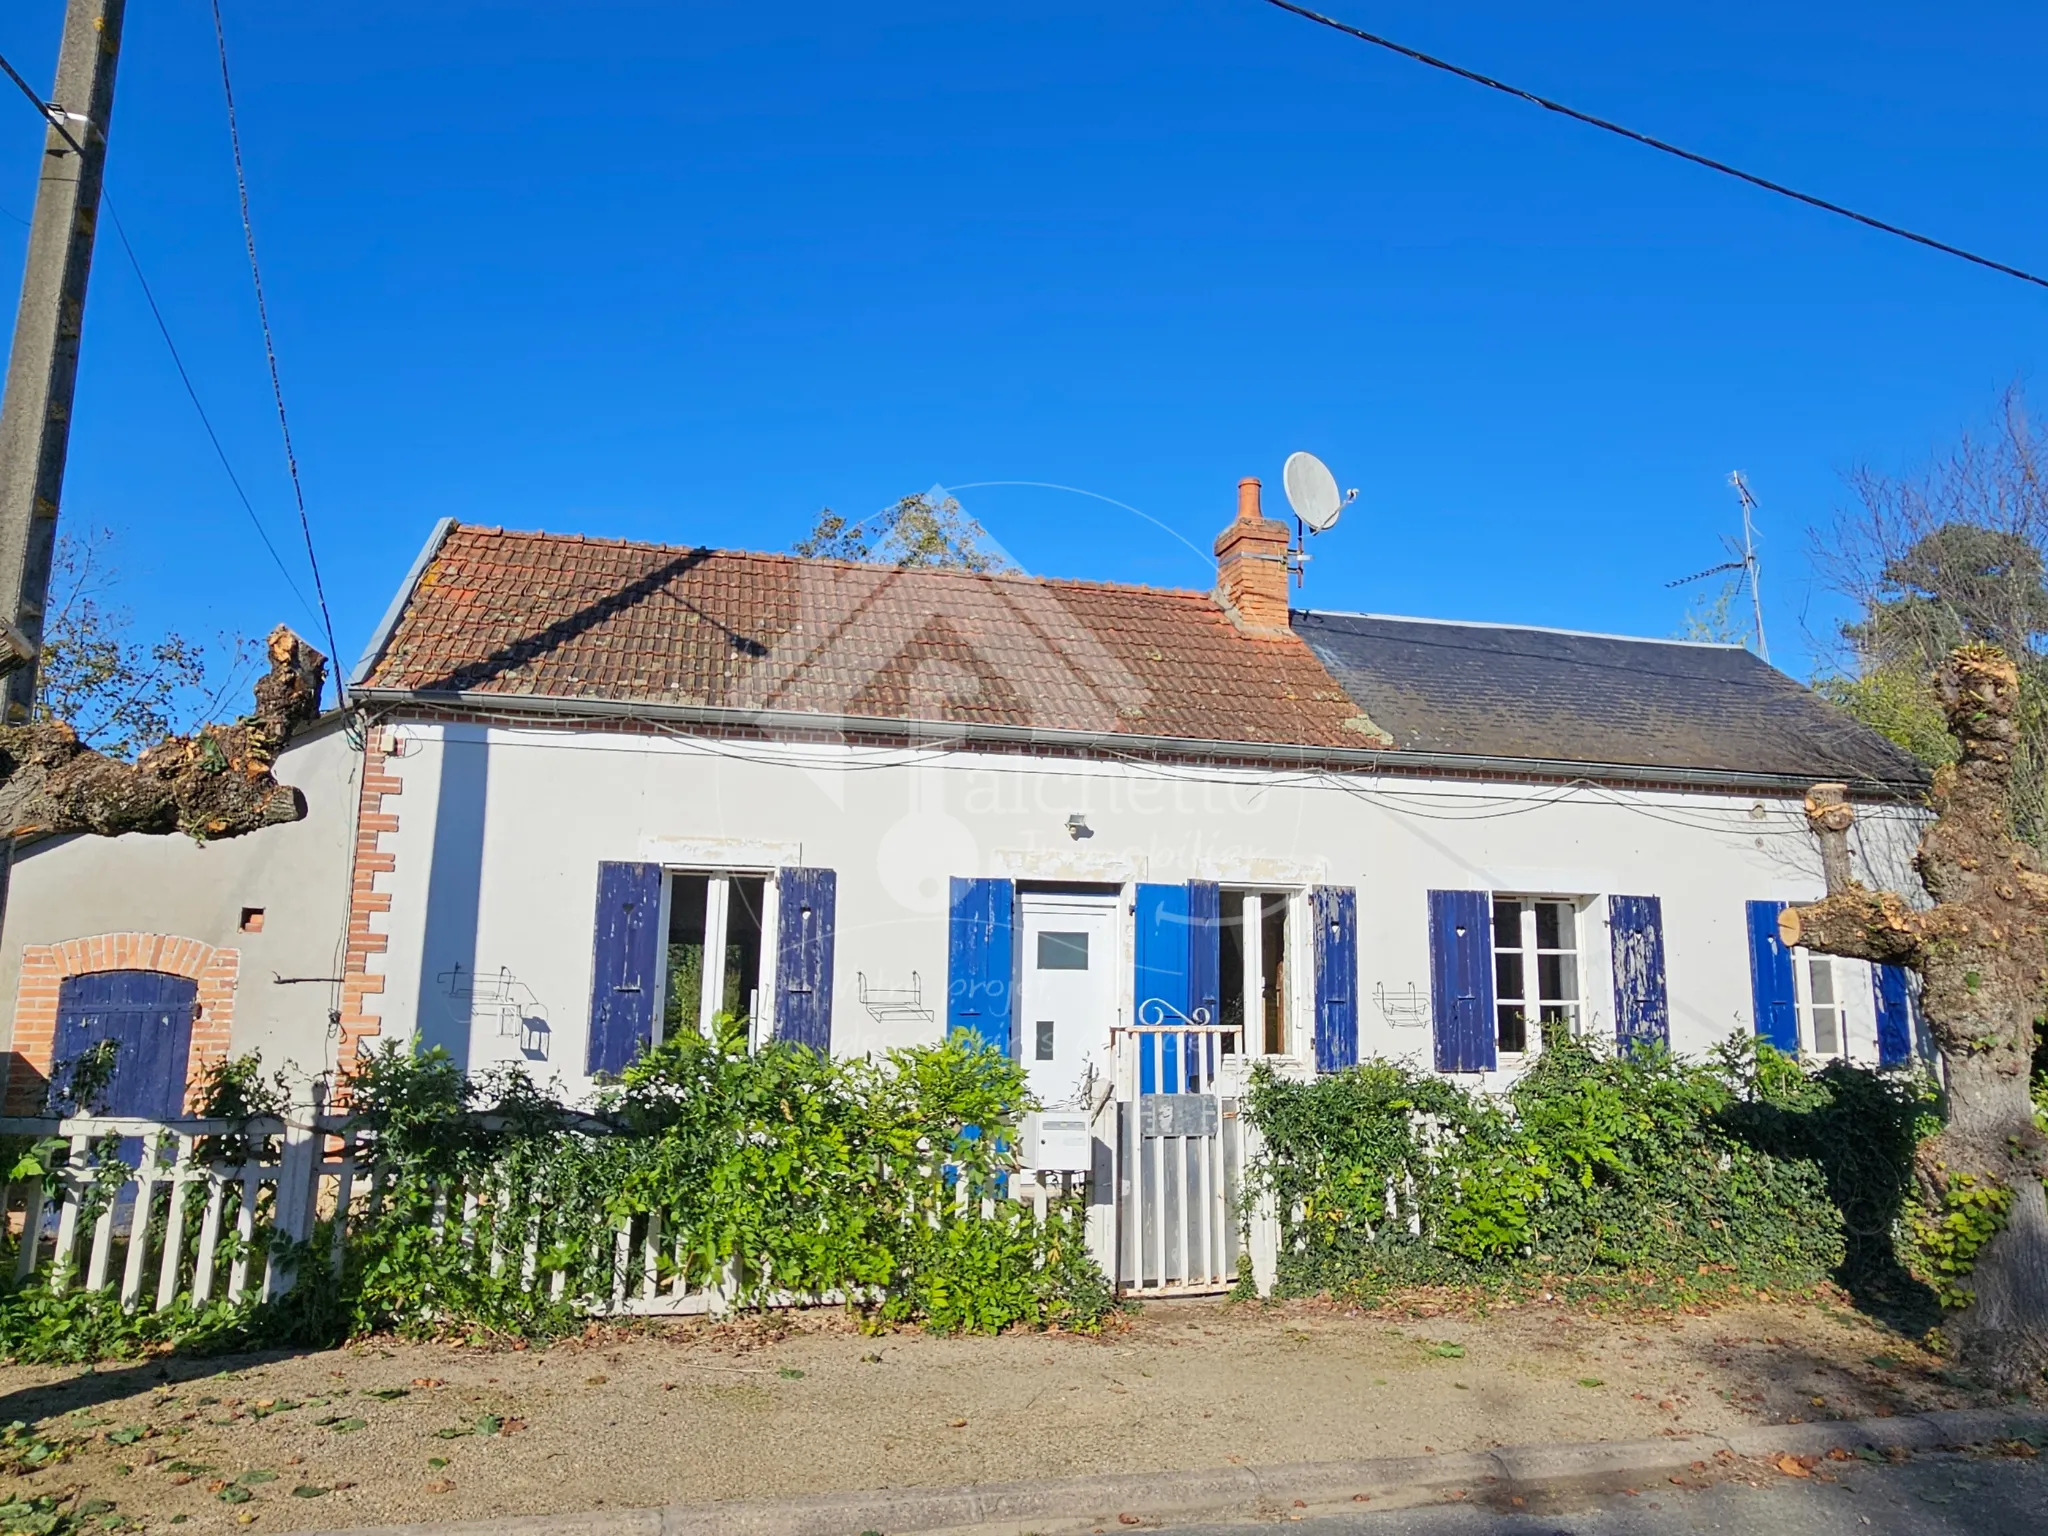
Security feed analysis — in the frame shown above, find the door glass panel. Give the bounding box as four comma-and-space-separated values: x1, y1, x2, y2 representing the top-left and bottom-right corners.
1037, 931, 1089, 969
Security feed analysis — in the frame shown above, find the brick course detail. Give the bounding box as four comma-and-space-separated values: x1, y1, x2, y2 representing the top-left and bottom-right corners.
336, 729, 401, 1067
6, 935, 238, 1114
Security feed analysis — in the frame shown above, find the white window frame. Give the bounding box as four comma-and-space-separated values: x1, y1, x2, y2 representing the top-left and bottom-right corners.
1220, 886, 1307, 1062
655, 868, 779, 1049
1792, 946, 1847, 1062
1489, 895, 1585, 1058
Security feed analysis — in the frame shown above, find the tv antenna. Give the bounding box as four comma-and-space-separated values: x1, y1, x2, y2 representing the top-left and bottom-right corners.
1281, 451, 1357, 585
1666, 471, 1769, 662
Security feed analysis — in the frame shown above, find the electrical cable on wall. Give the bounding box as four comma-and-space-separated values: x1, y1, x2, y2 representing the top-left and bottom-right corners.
356, 695, 1922, 837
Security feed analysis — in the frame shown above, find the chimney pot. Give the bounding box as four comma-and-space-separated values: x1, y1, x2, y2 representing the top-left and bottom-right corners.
1238, 477, 1263, 522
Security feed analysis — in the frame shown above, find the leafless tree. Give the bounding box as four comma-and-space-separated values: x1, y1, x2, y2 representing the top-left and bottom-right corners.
1814, 387, 2048, 841
795, 493, 1015, 573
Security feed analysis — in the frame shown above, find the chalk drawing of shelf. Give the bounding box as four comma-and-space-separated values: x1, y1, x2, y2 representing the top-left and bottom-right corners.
858, 971, 935, 1027
1373, 982, 1430, 1030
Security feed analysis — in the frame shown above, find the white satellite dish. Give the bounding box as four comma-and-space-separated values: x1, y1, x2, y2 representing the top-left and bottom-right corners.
1283, 451, 1345, 533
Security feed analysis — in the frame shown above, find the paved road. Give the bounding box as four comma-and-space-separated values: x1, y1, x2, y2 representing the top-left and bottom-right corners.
1159, 1451, 2048, 1536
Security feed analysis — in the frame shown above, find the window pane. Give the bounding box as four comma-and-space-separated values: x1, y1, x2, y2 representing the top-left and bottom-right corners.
1534, 901, 1572, 952
726, 877, 766, 1024
1494, 951, 1524, 1004
1813, 1008, 1841, 1057
1218, 906, 1246, 1044
1261, 897, 1288, 1056
1497, 1006, 1526, 1054
1807, 956, 1835, 1006
1037, 931, 1089, 970
1492, 898, 1522, 950
1538, 952, 1578, 1004
1035, 1019, 1056, 1061
665, 876, 709, 1032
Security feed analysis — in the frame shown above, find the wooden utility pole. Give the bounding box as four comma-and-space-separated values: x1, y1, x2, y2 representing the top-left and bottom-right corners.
0, 0, 124, 722
0, 0, 124, 921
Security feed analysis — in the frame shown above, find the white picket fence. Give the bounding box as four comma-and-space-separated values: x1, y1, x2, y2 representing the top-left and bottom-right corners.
0, 1112, 366, 1311
0, 1111, 1092, 1319
0, 1111, 733, 1318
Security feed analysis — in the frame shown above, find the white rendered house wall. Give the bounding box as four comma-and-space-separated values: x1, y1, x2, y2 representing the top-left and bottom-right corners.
363, 720, 1926, 1098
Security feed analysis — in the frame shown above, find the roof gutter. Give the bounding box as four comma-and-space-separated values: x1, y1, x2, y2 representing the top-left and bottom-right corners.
348, 517, 458, 693
346, 685, 1927, 800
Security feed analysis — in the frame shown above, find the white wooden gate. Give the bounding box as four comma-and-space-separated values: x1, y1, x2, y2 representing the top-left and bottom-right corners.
1112, 1016, 1247, 1295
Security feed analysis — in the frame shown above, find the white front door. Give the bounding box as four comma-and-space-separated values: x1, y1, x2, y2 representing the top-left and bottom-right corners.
1017, 891, 1119, 1109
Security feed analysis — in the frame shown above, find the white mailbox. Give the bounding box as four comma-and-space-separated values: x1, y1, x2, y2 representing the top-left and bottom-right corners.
1021, 1111, 1093, 1174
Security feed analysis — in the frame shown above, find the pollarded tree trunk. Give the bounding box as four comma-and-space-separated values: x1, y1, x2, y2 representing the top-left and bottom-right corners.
1781, 643, 2048, 1390
0, 625, 324, 841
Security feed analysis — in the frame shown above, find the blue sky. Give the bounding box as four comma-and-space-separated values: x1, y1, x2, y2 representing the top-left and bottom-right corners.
3, 0, 2045, 705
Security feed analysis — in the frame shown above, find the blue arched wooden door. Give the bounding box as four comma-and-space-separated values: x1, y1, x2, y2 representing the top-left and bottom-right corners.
52, 970, 197, 1118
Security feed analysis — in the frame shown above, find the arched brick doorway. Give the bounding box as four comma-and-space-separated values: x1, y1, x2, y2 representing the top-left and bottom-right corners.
7, 934, 236, 1115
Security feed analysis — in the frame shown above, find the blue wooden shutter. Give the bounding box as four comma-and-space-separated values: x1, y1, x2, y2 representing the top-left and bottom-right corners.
1745, 900, 1800, 1052
947, 877, 1014, 1052
1428, 890, 1496, 1073
1134, 884, 1192, 1019
1134, 883, 1191, 1092
1608, 895, 1671, 1048
586, 861, 663, 1076
1187, 881, 1221, 1026
1312, 886, 1360, 1073
53, 971, 197, 1119
1873, 964, 1914, 1068
775, 867, 837, 1051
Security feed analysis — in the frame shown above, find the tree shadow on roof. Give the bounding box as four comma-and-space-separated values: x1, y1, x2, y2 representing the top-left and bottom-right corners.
412, 550, 767, 694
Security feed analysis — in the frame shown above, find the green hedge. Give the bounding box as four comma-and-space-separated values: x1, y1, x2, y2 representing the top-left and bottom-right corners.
0, 1028, 1114, 1362
1242, 1034, 1937, 1310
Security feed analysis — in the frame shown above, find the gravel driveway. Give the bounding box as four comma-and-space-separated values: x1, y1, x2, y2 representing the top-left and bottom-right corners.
0, 1293, 2008, 1533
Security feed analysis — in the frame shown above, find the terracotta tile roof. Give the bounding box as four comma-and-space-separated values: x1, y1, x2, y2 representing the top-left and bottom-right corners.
358, 525, 1366, 749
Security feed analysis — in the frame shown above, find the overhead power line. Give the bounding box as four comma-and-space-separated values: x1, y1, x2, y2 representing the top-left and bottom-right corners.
1257, 0, 2048, 292
0, 43, 319, 621
208, 0, 344, 697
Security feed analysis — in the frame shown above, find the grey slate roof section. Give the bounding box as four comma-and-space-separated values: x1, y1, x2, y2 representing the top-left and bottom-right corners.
1292, 610, 1929, 787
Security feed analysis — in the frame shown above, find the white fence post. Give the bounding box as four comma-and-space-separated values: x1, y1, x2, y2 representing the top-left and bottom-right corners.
263, 1112, 322, 1302
1241, 1117, 1279, 1297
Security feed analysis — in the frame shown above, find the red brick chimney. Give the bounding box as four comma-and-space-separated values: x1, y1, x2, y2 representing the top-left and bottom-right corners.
1213, 477, 1293, 636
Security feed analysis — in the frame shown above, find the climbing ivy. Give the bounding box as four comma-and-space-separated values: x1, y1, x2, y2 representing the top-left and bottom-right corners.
1904, 1172, 2015, 1310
